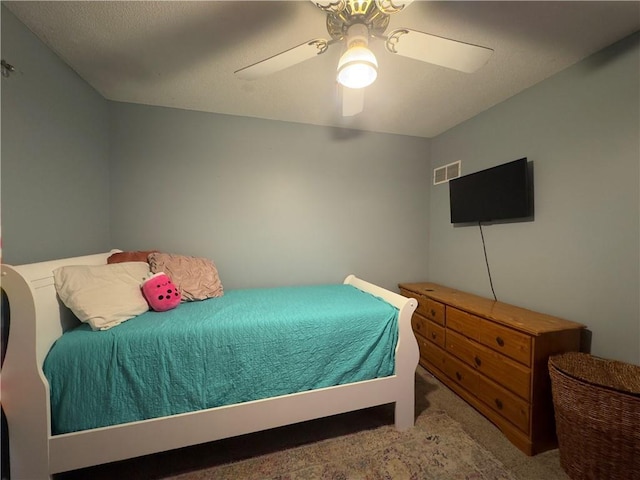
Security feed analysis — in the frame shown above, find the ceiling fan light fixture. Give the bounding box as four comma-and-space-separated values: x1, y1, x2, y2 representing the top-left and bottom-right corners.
337, 44, 378, 89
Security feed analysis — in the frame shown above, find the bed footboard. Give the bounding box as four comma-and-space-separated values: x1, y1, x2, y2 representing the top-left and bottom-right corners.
344, 274, 419, 430
1, 252, 418, 480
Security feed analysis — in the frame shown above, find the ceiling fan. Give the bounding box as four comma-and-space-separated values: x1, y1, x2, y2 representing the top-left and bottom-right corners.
234, 0, 493, 117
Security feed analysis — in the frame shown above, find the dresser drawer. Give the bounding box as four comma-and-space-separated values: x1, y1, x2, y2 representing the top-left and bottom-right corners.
446, 329, 531, 400
441, 349, 479, 394
414, 313, 446, 348
447, 307, 532, 366
475, 372, 531, 434
419, 337, 447, 373
411, 313, 428, 339
425, 319, 446, 348
416, 298, 445, 326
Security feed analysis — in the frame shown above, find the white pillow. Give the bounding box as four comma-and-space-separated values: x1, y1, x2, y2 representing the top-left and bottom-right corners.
54, 262, 150, 331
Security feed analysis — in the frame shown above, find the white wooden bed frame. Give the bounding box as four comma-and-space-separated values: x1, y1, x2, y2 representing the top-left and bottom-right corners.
1, 250, 419, 480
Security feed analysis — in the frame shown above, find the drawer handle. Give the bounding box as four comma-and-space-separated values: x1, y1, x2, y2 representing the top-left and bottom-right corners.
496, 336, 505, 347
455, 372, 462, 381
415, 323, 422, 331
495, 399, 503, 410
474, 356, 482, 367
431, 332, 437, 340
430, 309, 436, 317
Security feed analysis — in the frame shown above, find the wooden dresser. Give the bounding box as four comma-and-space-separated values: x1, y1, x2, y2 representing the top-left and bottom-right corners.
399, 282, 585, 456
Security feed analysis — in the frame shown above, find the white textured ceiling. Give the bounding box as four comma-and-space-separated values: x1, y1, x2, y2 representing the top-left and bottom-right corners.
4, 1, 640, 138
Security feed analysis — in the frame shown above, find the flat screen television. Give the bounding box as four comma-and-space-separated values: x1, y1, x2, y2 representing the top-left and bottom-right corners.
449, 158, 532, 224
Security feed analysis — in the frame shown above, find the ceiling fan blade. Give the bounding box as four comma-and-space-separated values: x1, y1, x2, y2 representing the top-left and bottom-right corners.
385, 28, 493, 73
235, 39, 331, 80
342, 86, 364, 117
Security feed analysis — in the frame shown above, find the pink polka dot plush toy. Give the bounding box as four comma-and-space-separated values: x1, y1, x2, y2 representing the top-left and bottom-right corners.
141, 272, 181, 312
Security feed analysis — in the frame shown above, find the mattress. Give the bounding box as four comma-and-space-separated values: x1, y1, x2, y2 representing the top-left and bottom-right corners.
43, 284, 399, 435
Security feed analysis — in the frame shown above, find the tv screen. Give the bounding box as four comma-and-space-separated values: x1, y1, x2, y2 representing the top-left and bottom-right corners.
449, 158, 532, 224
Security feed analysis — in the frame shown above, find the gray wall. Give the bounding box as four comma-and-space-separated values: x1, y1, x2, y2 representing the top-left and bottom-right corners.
428, 33, 640, 365
109, 102, 431, 291
1, 1, 430, 292
3, 4, 638, 363
1, 6, 111, 265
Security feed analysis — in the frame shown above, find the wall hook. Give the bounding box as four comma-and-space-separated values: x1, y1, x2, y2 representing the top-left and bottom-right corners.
1, 60, 16, 78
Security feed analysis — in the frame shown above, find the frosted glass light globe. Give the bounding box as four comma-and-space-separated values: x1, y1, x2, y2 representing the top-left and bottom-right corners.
337, 45, 378, 89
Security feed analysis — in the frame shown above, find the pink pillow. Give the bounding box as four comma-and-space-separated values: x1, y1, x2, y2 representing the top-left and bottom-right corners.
141, 272, 181, 312
148, 252, 223, 301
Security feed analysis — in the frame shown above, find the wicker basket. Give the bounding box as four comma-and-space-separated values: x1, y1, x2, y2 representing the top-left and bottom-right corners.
548, 352, 640, 480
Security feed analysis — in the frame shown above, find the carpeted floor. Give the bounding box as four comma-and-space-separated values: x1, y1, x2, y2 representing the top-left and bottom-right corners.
55, 367, 569, 480
166, 410, 516, 480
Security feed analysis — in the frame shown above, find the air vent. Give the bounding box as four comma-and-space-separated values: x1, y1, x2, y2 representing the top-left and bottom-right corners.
433, 160, 461, 185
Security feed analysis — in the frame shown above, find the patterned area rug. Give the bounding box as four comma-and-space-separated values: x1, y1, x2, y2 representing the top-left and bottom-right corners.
167, 410, 516, 480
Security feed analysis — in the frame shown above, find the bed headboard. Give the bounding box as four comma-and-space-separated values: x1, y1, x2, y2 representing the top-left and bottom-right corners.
1, 250, 120, 368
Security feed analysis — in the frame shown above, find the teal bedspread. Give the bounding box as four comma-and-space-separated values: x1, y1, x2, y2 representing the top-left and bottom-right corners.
44, 284, 398, 435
